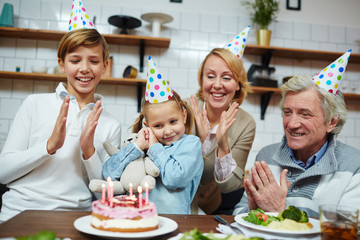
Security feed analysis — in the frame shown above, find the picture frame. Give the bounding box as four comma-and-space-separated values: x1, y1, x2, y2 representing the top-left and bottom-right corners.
286, 0, 301, 11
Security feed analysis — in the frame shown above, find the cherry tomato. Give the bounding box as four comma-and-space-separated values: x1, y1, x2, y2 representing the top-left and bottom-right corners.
256, 213, 269, 222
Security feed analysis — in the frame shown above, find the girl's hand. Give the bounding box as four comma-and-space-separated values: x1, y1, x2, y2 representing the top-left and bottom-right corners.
147, 128, 159, 147
136, 128, 149, 151
189, 95, 209, 143
216, 102, 239, 158
80, 100, 103, 160
46, 95, 70, 155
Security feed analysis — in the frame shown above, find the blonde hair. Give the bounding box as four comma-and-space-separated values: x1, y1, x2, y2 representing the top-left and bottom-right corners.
196, 48, 252, 105
132, 90, 194, 134
57, 28, 109, 63
280, 74, 347, 135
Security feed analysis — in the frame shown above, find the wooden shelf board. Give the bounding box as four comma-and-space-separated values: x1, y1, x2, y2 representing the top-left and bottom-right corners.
246, 44, 360, 64
0, 71, 146, 85
0, 27, 170, 48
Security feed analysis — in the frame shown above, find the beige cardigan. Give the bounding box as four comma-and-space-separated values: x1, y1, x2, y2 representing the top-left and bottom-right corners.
185, 97, 256, 214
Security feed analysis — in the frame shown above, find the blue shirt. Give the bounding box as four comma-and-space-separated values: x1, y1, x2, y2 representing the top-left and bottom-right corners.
289, 140, 328, 169
102, 134, 203, 214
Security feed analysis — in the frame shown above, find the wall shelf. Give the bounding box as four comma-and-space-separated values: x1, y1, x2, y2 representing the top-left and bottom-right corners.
0, 27, 170, 112
250, 86, 360, 119
245, 44, 360, 64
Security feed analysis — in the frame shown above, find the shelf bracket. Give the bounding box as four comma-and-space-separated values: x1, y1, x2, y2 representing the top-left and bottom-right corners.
260, 91, 274, 120
137, 39, 145, 112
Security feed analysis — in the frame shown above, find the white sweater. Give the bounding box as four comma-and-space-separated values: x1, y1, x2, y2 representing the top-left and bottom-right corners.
0, 83, 121, 222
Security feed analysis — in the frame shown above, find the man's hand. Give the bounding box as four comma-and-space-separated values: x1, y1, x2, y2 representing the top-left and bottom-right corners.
80, 100, 103, 160
245, 161, 290, 212
46, 95, 70, 155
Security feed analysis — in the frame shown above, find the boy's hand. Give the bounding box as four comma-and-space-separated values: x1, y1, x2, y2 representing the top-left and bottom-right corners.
47, 95, 70, 155
136, 128, 149, 151
80, 100, 103, 160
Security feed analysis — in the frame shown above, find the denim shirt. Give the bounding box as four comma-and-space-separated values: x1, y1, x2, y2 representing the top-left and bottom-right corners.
289, 140, 328, 169
102, 134, 203, 214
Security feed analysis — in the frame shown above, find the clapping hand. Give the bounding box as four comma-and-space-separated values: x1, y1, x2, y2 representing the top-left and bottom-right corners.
189, 95, 209, 143
216, 102, 239, 158
80, 100, 103, 160
245, 161, 290, 212
46, 95, 70, 155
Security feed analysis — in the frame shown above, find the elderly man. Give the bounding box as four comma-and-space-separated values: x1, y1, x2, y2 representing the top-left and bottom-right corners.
233, 51, 360, 218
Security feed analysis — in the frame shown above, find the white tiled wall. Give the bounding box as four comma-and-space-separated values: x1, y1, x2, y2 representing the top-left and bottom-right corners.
0, 0, 359, 170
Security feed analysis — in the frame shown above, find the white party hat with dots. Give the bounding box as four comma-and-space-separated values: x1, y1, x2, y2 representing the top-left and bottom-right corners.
223, 25, 250, 59
145, 56, 173, 103
312, 49, 351, 94
68, 0, 95, 31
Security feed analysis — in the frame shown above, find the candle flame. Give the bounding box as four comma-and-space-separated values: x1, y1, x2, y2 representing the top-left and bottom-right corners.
144, 182, 148, 188
107, 176, 111, 181
129, 183, 133, 187
138, 186, 142, 193
101, 183, 105, 188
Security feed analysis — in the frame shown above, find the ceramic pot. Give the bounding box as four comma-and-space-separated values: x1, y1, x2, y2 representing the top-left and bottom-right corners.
256, 29, 272, 46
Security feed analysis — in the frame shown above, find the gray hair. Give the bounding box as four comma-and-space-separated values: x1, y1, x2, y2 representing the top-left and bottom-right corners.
279, 74, 347, 135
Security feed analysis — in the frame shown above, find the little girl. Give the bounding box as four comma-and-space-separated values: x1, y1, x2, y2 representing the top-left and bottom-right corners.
103, 56, 203, 214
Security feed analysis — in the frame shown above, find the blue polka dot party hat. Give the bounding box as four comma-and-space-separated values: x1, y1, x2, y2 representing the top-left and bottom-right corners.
68, 0, 95, 31
312, 49, 352, 94
145, 56, 173, 103
223, 25, 250, 59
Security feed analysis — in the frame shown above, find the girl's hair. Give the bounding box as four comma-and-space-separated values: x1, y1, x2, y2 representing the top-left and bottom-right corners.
57, 28, 109, 63
196, 48, 252, 105
132, 90, 194, 134
280, 74, 347, 135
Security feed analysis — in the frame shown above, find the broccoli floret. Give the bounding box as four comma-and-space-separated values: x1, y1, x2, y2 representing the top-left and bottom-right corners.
279, 206, 309, 223
279, 206, 302, 222
299, 210, 309, 223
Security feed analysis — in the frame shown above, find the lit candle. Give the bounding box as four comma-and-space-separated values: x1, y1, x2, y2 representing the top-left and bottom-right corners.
144, 182, 149, 205
107, 177, 111, 199
138, 186, 143, 208
101, 183, 106, 203
129, 183, 133, 197
109, 181, 114, 207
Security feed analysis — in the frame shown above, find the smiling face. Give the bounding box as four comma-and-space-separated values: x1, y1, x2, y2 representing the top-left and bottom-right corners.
58, 44, 107, 102
201, 55, 240, 113
282, 88, 338, 161
144, 100, 187, 146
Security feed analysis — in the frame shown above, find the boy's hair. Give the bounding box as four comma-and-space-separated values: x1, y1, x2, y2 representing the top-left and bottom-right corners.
57, 28, 109, 63
132, 90, 194, 135
196, 48, 251, 105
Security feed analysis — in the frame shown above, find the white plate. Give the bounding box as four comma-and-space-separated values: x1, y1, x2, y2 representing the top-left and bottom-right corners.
73, 215, 178, 239
168, 233, 229, 240
235, 212, 320, 235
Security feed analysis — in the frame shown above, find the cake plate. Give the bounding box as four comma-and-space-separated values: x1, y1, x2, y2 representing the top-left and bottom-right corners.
108, 15, 142, 34
141, 12, 173, 37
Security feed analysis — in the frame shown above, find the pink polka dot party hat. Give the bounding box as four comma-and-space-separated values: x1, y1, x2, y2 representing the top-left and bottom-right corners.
312, 49, 352, 94
145, 56, 173, 103
68, 0, 94, 31
223, 25, 251, 59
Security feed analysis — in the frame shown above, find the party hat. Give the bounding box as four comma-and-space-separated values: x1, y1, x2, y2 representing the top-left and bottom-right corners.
68, 0, 95, 31
223, 25, 250, 59
145, 56, 173, 103
312, 49, 352, 94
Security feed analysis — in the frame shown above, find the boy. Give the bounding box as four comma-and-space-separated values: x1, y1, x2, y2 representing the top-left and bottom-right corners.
0, 1, 121, 222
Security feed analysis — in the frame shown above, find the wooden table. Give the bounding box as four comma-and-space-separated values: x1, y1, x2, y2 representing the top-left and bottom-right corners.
0, 210, 235, 239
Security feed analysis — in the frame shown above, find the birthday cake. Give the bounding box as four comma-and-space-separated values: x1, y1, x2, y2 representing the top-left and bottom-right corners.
91, 195, 159, 232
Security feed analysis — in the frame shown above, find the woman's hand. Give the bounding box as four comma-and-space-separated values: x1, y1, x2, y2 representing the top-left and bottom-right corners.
216, 102, 239, 158
245, 161, 290, 212
189, 95, 209, 143
80, 100, 103, 160
46, 95, 70, 155
136, 128, 150, 151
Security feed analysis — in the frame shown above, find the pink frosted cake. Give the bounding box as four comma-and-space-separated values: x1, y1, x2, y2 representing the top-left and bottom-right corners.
91, 195, 158, 232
